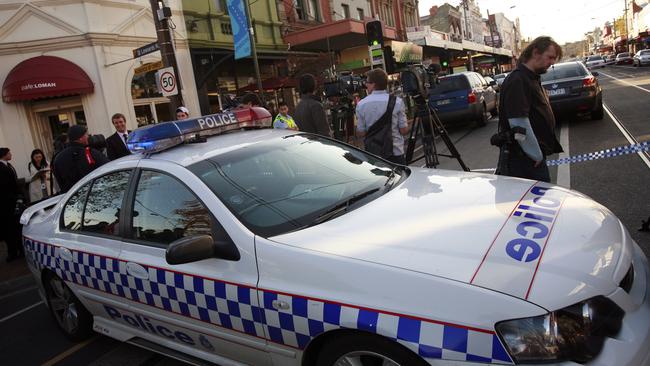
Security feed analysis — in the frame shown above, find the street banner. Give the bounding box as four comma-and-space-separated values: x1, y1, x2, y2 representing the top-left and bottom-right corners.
227, 0, 251, 60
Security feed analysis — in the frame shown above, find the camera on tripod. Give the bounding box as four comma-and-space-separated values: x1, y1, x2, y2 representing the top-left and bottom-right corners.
324, 72, 366, 98
400, 64, 441, 98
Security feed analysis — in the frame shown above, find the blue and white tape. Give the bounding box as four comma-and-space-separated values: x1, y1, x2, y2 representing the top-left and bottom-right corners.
546, 141, 650, 166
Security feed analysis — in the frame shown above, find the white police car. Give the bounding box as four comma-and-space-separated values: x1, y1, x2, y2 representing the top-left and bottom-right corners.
21, 107, 650, 366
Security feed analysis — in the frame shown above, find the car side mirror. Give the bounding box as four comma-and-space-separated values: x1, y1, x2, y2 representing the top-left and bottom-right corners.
166, 235, 217, 265
592, 72, 599, 77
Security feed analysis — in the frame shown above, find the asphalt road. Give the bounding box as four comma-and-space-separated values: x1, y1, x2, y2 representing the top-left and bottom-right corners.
1, 65, 649, 366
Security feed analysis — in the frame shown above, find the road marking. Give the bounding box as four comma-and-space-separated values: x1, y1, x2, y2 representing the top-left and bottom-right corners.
603, 104, 650, 170
41, 336, 97, 366
0, 300, 44, 322
599, 72, 650, 93
556, 123, 571, 188
0, 286, 37, 301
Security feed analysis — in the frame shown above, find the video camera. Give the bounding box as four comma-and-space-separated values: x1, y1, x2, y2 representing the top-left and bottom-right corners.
399, 64, 441, 99
324, 72, 366, 98
87, 134, 107, 151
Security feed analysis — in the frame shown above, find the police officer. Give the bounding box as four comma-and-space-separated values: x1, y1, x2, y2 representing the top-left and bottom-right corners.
53, 125, 108, 193
496, 36, 564, 182
273, 102, 298, 130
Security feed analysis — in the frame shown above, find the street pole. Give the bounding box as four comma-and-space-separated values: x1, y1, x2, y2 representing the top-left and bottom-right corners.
624, 0, 630, 53
461, 0, 473, 71
149, 0, 183, 116
244, 0, 265, 104
487, 9, 497, 73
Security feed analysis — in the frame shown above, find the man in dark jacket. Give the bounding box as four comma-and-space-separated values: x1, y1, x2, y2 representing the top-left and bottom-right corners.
293, 74, 332, 137
106, 113, 131, 161
496, 36, 564, 182
53, 125, 108, 193
0, 147, 23, 261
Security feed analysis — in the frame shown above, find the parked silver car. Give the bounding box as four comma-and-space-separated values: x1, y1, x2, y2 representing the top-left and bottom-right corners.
633, 49, 650, 67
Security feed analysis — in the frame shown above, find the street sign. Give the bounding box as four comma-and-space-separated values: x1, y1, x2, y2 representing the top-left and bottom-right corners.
155, 67, 178, 97
134, 61, 164, 75
132, 42, 161, 58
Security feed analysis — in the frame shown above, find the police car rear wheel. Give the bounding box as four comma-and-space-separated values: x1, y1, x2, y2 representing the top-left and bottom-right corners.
315, 333, 427, 366
45, 274, 93, 341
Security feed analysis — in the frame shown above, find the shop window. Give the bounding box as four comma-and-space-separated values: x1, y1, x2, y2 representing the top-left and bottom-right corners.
132, 70, 162, 99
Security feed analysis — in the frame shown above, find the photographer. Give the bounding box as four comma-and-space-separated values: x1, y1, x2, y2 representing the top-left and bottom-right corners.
53, 125, 108, 193
356, 68, 409, 164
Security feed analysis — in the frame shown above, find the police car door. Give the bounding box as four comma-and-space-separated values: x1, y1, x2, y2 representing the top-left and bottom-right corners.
115, 160, 271, 365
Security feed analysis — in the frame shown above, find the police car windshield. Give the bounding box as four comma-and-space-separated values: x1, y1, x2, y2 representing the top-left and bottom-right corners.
188, 134, 406, 237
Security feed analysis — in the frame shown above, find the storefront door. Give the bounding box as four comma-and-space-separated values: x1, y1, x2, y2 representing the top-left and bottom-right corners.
30, 97, 85, 159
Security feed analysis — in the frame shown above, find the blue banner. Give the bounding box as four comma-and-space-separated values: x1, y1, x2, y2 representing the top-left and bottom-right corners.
227, 0, 251, 60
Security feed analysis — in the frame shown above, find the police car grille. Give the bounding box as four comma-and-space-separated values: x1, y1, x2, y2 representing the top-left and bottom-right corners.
619, 265, 634, 293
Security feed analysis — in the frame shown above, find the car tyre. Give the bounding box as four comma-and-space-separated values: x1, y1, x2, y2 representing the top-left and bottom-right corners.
315, 333, 428, 366
44, 273, 93, 341
591, 99, 604, 121
476, 104, 488, 127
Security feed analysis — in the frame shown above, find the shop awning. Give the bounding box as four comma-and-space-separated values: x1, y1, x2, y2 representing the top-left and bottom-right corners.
2, 56, 94, 103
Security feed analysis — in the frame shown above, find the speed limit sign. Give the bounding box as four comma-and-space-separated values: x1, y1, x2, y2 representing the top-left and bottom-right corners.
155, 67, 178, 96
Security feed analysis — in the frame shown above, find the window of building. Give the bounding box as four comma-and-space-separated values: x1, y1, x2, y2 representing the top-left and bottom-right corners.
308, 0, 320, 21
341, 4, 350, 19
295, 0, 306, 20
83, 171, 132, 236
357, 8, 364, 20
132, 170, 213, 246
221, 22, 232, 35
217, 0, 228, 14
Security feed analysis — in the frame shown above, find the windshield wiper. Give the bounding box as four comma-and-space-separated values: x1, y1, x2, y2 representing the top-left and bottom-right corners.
384, 166, 400, 188
308, 188, 380, 227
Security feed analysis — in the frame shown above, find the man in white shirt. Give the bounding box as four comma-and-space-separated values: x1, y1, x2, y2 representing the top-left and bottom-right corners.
356, 68, 410, 164
106, 113, 132, 161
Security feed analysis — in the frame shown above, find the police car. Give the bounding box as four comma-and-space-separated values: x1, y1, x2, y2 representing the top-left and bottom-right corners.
21, 106, 650, 366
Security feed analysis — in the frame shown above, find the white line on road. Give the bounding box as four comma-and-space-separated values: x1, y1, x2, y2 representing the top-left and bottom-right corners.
0, 286, 37, 301
599, 72, 650, 93
603, 104, 650, 170
556, 123, 571, 188
0, 300, 44, 323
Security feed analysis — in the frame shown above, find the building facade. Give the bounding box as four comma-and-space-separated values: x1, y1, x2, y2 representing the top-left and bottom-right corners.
459, 0, 484, 44
0, 0, 200, 179
421, 4, 462, 43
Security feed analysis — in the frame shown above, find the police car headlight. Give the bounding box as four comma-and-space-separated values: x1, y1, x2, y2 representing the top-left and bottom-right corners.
495, 296, 623, 364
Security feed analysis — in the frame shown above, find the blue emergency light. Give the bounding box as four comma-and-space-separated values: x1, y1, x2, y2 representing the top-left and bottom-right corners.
127, 107, 272, 153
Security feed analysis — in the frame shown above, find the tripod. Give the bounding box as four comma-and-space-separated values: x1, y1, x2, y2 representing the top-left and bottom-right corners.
405, 94, 469, 171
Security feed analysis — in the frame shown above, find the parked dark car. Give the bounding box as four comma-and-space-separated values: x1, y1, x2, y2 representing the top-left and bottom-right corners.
615, 52, 633, 65
540, 61, 603, 120
428, 72, 498, 127
494, 73, 508, 88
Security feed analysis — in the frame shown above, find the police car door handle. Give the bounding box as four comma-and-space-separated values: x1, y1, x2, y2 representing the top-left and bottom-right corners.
57, 247, 73, 262
126, 262, 150, 280
272, 300, 290, 310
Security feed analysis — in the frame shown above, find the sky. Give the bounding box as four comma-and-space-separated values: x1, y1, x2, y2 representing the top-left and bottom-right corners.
418, 0, 630, 44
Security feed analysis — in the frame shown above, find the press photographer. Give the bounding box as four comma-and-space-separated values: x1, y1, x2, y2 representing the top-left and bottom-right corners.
53, 124, 109, 193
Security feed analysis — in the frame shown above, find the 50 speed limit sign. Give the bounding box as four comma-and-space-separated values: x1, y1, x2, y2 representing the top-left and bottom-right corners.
155, 67, 178, 97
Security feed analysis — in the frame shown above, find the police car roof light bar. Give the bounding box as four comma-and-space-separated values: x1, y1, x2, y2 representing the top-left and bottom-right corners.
127, 107, 272, 154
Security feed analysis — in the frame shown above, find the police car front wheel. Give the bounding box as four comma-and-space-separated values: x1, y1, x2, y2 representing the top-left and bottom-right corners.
44, 273, 93, 341
315, 333, 428, 366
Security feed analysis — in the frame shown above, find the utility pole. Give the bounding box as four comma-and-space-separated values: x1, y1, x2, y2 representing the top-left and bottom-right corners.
149, 0, 183, 116
624, 0, 630, 53
461, 0, 474, 71
244, 0, 265, 104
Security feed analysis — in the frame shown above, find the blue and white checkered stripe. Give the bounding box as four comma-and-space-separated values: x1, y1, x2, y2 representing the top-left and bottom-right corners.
259, 291, 512, 364
546, 141, 650, 166
24, 238, 512, 364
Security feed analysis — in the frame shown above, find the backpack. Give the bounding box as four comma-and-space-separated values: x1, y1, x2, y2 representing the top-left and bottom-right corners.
364, 95, 396, 158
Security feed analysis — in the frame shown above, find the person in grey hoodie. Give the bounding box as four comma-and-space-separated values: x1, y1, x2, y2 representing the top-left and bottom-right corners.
293, 74, 332, 137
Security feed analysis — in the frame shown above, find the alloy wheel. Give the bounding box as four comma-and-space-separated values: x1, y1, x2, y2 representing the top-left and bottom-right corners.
48, 276, 80, 334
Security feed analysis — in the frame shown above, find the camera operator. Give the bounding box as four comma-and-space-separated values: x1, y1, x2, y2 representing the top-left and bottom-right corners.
356, 68, 409, 164
53, 125, 108, 193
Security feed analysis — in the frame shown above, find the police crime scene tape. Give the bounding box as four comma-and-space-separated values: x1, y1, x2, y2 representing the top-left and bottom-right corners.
546, 141, 650, 166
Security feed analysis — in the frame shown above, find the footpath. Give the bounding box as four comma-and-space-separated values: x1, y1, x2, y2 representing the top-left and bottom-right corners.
0, 241, 33, 296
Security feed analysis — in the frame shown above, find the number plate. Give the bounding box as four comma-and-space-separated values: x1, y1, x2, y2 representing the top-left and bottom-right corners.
437, 99, 451, 105
547, 88, 565, 96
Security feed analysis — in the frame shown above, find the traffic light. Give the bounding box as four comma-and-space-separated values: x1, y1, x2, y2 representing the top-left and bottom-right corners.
440, 54, 450, 68
366, 20, 384, 47
442, 60, 449, 67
